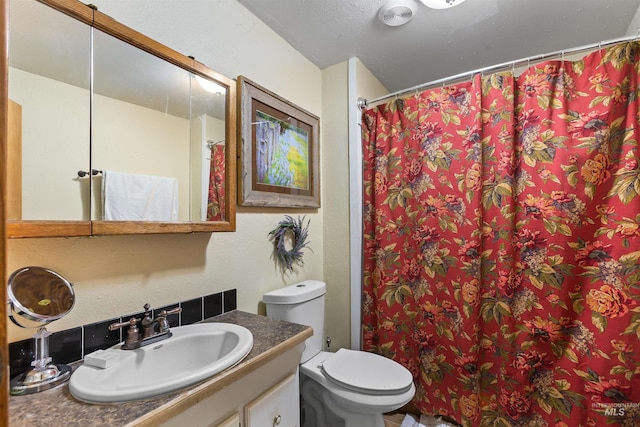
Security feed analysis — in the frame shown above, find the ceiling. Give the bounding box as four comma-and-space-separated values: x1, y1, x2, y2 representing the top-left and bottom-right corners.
238, 0, 640, 94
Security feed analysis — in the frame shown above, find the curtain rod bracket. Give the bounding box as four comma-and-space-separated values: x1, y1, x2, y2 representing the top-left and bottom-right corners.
357, 97, 368, 110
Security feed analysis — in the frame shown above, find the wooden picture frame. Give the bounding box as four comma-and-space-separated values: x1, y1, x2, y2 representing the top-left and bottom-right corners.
237, 76, 320, 208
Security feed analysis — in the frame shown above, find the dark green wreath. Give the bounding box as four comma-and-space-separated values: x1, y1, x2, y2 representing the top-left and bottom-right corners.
268, 215, 310, 273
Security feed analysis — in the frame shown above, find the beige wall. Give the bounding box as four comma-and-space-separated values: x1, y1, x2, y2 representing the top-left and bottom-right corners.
320, 62, 350, 350
318, 58, 388, 351
355, 58, 388, 102
7, 0, 325, 342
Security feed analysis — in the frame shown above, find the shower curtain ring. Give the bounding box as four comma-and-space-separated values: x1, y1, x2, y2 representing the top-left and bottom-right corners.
598, 42, 603, 59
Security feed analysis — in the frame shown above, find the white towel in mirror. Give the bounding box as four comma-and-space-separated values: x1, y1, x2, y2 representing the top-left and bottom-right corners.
103, 170, 179, 221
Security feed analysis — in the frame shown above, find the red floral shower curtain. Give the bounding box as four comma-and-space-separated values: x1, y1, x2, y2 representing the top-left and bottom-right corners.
362, 41, 640, 427
206, 143, 225, 221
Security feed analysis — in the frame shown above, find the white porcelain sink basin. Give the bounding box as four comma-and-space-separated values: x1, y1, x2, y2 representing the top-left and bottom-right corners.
69, 322, 253, 403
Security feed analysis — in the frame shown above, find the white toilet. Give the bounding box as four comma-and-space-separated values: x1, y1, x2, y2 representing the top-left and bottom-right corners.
263, 280, 415, 427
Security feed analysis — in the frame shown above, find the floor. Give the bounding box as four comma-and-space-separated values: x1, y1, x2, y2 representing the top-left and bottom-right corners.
384, 411, 461, 427
384, 412, 408, 427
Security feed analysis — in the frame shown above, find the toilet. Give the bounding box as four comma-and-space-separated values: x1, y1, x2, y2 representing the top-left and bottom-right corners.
263, 280, 415, 427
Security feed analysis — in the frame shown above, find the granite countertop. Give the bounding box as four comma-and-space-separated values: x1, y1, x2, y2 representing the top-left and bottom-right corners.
9, 311, 312, 427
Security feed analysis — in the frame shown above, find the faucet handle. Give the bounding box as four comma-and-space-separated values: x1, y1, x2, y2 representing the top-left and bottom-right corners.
108, 317, 139, 331
157, 306, 182, 332
109, 317, 141, 349
160, 306, 182, 316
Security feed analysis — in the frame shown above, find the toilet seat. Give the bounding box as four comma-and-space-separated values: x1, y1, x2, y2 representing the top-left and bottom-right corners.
320, 349, 413, 395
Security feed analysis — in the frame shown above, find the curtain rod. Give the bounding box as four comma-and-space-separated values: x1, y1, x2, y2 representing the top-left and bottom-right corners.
358, 34, 639, 110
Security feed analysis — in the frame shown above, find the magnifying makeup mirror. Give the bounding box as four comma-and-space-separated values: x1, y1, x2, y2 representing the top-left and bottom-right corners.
7, 266, 75, 395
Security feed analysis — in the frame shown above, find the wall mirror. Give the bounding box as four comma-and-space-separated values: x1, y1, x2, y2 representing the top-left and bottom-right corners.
6, 0, 236, 238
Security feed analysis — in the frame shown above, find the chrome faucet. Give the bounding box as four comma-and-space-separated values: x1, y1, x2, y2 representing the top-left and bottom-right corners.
109, 303, 182, 350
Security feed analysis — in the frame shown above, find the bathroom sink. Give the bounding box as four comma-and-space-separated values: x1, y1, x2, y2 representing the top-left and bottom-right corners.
69, 322, 253, 403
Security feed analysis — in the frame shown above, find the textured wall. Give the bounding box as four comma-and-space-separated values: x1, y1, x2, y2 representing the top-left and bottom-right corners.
7, 0, 324, 342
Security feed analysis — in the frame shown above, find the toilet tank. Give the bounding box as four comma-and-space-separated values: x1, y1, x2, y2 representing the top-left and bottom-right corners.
263, 280, 326, 363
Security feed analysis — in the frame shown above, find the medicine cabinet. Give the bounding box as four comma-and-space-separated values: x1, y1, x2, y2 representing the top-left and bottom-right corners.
5, 0, 236, 238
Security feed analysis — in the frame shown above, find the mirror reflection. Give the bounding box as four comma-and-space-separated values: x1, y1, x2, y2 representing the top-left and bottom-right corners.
7, 266, 75, 326
8, 0, 91, 221
8, 0, 229, 226
91, 29, 192, 222
190, 75, 227, 222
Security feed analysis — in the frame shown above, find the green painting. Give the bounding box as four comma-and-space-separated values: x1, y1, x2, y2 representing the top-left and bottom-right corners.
254, 110, 309, 190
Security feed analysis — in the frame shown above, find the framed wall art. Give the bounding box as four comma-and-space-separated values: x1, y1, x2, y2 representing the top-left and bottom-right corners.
237, 76, 320, 208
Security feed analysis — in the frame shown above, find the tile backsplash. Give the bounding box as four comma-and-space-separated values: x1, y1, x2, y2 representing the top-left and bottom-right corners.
9, 289, 237, 378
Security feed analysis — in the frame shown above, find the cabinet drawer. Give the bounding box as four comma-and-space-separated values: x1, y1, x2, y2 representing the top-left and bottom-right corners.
245, 373, 298, 427
213, 412, 239, 427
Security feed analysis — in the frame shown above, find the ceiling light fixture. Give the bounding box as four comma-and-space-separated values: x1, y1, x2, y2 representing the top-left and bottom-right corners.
420, 0, 468, 9
378, 0, 417, 27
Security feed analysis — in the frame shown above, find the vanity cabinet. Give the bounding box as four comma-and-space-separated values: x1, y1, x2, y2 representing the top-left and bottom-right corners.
244, 373, 298, 427
160, 343, 302, 427
5, 0, 237, 238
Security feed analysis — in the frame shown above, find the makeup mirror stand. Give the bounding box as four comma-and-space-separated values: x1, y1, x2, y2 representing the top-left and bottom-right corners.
7, 266, 75, 395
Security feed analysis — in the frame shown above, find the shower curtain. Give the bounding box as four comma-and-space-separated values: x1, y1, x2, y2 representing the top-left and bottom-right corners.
206, 143, 225, 221
362, 41, 640, 427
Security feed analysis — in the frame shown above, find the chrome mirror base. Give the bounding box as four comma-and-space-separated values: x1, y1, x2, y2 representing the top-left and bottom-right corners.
10, 364, 71, 396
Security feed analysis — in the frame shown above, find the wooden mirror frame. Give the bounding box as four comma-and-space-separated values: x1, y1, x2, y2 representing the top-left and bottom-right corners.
5, 0, 236, 238
1, 0, 10, 423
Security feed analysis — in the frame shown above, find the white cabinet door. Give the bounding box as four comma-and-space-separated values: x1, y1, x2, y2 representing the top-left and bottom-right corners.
245, 374, 298, 427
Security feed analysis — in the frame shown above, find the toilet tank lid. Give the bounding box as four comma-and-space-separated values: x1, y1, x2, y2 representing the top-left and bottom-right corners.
263, 280, 326, 304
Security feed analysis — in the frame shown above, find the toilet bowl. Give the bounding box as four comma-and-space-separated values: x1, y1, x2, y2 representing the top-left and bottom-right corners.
263, 280, 416, 427
300, 350, 415, 427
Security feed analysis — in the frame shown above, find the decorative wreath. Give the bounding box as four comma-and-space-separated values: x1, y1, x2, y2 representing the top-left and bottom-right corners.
268, 215, 311, 273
